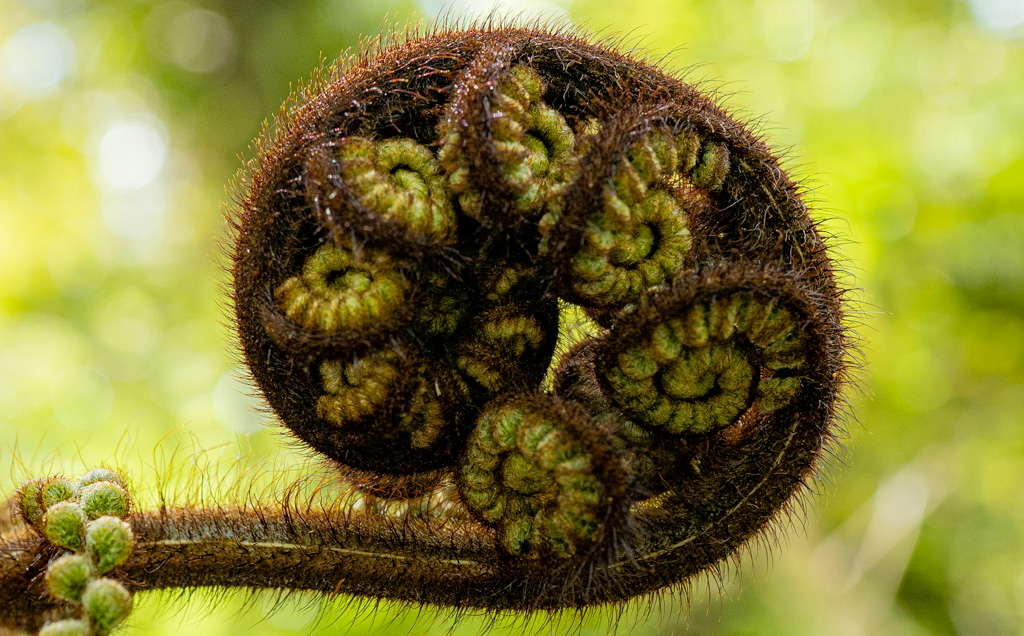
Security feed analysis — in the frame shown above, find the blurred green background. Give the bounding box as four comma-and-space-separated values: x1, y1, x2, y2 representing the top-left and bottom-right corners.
1, 0, 1023, 634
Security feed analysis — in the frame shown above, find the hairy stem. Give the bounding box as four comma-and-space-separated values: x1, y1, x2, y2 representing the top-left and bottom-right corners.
2, 378, 824, 630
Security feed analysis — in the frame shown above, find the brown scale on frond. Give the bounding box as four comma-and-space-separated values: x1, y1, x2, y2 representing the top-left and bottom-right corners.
1, 23, 853, 633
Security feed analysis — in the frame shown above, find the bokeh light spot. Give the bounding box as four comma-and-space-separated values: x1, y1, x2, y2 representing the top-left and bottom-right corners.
969, 0, 1024, 33
95, 117, 168, 191
165, 9, 238, 73
0, 22, 75, 99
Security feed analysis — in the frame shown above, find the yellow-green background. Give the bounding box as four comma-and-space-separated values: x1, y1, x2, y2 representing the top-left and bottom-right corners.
2, 0, 1022, 634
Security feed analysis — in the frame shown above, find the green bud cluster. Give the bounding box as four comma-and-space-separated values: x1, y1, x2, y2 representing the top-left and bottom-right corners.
18, 469, 135, 635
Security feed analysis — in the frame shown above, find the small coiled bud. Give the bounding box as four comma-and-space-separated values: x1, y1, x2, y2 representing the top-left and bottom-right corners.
598, 268, 815, 435
85, 517, 134, 574
458, 394, 627, 558
79, 482, 130, 520
42, 501, 87, 551
542, 127, 694, 308
440, 65, 578, 224
273, 243, 412, 336
81, 579, 132, 632
75, 469, 126, 492
44, 553, 94, 602
16, 478, 45, 527
336, 137, 458, 243
40, 478, 76, 510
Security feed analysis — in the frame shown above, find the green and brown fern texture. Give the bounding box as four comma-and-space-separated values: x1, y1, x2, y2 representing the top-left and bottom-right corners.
1, 25, 851, 635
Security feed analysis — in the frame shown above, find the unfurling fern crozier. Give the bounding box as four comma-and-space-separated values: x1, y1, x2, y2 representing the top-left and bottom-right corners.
1, 24, 852, 633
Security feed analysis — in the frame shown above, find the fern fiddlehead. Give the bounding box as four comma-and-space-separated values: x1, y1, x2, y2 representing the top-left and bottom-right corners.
1, 24, 852, 634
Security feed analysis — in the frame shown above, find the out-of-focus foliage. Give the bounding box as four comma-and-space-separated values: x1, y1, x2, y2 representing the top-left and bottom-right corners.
1, 0, 1022, 634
